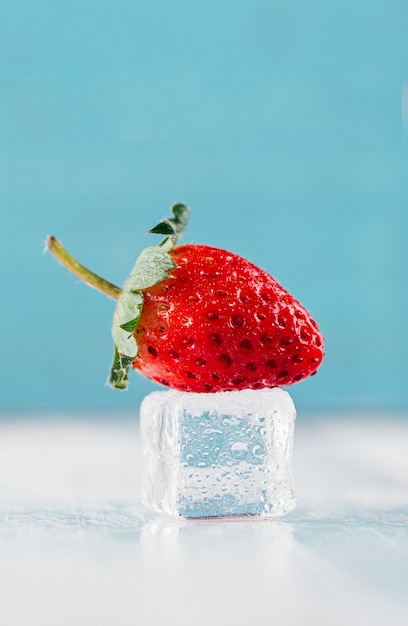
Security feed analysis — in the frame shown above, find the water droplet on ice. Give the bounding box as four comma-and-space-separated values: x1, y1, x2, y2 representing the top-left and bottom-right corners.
230, 441, 248, 459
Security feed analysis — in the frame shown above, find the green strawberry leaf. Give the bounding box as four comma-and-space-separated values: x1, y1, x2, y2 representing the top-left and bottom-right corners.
148, 222, 174, 236
112, 290, 143, 358
149, 202, 189, 252
123, 246, 176, 292
109, 347, 135, 390
109, 290, 143, 389
120, 318, 140, 333
109, 202, 190, 389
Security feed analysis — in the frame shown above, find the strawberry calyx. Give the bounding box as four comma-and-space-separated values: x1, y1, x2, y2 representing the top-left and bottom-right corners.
109, 203, 189, 388
47, 203, 189, 390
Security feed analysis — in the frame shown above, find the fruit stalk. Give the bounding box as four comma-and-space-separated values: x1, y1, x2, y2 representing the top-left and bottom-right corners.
46, 236, 121, 300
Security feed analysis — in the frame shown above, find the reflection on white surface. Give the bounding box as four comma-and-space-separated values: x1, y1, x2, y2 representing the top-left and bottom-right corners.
0, 414, 407, 625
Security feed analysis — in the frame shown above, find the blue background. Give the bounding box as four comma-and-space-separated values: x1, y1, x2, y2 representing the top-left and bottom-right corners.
1, 0, 407, 413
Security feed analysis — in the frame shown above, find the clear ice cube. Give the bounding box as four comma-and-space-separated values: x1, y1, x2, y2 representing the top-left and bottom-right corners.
140, 387, 296, 519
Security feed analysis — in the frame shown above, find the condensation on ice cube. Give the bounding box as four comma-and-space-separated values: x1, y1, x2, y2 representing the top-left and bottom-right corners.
140, 387, 296, 519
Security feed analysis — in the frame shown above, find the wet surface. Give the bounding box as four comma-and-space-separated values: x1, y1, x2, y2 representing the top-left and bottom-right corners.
0, 413, 407, 625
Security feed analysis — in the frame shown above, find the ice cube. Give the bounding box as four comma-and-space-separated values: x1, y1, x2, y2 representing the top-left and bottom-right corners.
140, 387, 296, 519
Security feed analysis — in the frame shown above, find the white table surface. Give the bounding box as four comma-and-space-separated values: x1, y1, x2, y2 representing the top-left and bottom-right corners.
0, 412, 407, 626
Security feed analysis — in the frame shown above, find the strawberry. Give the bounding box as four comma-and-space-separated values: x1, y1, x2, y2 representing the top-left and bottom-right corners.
47, 204, 324, 392
132, 243, 323, 393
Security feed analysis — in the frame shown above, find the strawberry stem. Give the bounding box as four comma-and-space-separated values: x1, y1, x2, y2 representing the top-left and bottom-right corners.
46, 236, 121, 300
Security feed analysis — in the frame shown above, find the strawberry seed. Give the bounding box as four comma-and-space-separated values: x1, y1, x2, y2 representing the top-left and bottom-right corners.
209, 333, 223, 345
220, 354, 232, 367
277, 316, 287, 328
231, 313, 245, 327
255, 312, 266, 321
280, 337, 293, 347
240, 339, 253, 350
232, 377, 244, 385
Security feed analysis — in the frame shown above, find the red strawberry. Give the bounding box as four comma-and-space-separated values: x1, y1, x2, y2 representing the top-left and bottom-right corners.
133, 244, 323, 392
47, 203, 324, 392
